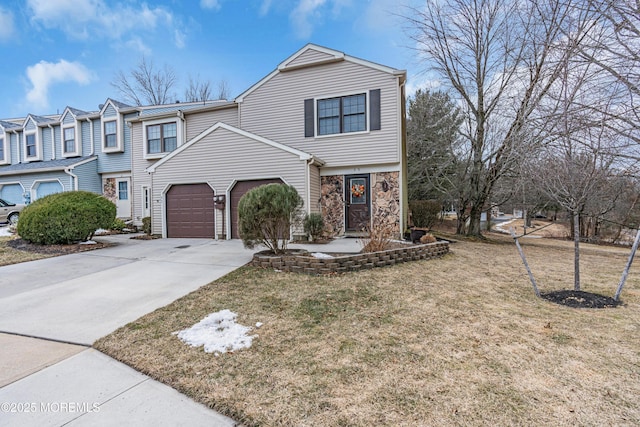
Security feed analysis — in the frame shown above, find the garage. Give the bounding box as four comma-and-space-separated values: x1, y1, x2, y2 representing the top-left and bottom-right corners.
166, 184, 215, 238
0, 184, 24, 204
230, 178, 283, 239
34, 181, 63, 200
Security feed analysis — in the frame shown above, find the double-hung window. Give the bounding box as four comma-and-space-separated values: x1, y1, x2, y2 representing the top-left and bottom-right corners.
317, 93, 366, 136
0, 137, 4, 163
104, 121, 117, 148
26, 134, 37, 158
63, 127, 75, 154
147, 122, 177, 154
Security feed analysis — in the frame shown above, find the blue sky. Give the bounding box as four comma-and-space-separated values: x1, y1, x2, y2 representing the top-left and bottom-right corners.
0, 0, 426, 119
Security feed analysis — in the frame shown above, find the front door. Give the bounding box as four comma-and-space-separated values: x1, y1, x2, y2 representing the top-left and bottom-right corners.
116, 178, 131, 218
345, 174, 370, 231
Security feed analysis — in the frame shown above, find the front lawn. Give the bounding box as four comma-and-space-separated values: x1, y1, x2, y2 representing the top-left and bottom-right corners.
0, 236, 52, 266
95, 235, 640, 426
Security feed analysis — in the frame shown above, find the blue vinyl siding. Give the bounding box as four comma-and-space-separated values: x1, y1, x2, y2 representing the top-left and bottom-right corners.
10, 133, 19, 164
98, 113, 132, 174
25, 119, 36, 131
42, 126, 53, 161
103, 104, 117, 118
81, 120, 92, 156
63, 113, 74, 125
0, 172, 72, 202
75, 160, 101, 193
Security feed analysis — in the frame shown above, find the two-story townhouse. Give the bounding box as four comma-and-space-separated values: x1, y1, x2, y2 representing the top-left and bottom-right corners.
145, 44, 408, 239
0, 99, 135, 218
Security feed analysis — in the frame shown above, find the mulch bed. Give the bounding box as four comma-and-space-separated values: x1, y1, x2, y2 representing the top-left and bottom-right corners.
541, 290, 621, 309
7, 238, 112, 255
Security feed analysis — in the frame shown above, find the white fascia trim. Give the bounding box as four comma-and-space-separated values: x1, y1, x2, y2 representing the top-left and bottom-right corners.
146, 122, 315, 173
22, 123, 43, 163
319, 163, 401, 176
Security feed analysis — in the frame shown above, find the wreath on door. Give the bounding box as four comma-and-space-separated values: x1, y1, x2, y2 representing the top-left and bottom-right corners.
351, 184, 365, 198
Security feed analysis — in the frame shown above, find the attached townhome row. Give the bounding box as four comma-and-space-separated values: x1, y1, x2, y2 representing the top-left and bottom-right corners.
0, 44, 408, 239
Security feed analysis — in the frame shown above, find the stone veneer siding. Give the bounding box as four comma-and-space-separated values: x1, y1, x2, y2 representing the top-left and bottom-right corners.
103, 178, 116, 204
320, 175, 344, 237
371, 171, 400, 236
321, 172, 401, 238
252, 241, 449, 275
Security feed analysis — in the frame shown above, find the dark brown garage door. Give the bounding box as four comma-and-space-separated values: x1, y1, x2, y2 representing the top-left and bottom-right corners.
166, 184, 215, 238
230, 179, 283, 239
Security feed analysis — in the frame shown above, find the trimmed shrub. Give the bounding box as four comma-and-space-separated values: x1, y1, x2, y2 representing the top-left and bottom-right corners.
111, 218, 127, 231
303, 213, 324, 241
18, 191, 116, 244
409, 200, 441, 229
142, 216, 152, 235
238, 183, 303, 254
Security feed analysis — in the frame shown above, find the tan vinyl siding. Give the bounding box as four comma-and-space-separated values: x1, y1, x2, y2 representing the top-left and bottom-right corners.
309, 164, 321, 214
185, 107, 238, 141
150, 127, 309, 237
240, 60, 400, 167
287, 49, 336, 68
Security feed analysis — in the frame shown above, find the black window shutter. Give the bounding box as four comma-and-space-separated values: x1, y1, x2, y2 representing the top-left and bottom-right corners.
370, 89, 381, 131
304, 98, 314, 137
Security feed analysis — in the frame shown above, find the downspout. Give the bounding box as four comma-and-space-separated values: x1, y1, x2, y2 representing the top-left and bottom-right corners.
177, 110, 185, 146
64, 166, 78, 191
398, 76, 408, 237
87, 118, 95, 156
48, 124, 56, 160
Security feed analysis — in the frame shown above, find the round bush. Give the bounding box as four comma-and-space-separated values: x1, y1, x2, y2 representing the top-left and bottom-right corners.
17, 191, 116, 244
238, 183, 303, 254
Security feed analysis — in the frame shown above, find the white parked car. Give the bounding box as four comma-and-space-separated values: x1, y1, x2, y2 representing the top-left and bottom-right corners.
0, 198, 25, 225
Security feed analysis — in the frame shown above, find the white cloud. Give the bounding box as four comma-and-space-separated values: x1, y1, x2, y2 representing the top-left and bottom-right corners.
124, 37, 152, 56
25, 60, 93, 110
259, 0, 273, 16
0, 7, 15, 42
174, 29, 186, 49
200, 0, 221, 10
290, 0, 327, 38
27, 0, 176, 41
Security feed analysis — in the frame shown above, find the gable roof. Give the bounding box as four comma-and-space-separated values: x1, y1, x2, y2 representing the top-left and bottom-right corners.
23, 114, 58, 129
99, 98, 136, 115
146, 122, 323, 173
0, 120, 21, 131
236, 43, 406, 102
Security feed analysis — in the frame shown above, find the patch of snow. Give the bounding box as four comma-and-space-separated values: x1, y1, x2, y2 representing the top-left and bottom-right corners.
255, 322, 263, 328
494, 219, 517, 235
312, 252, 334, 259
0, 226, 12, 237
94, 229, 110, 236
173, 309, 257, 355
80, 240, 97, 245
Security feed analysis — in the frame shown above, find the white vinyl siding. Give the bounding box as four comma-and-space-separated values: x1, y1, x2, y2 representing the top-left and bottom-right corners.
239, 60, 400, 166
149, 126, 308, 237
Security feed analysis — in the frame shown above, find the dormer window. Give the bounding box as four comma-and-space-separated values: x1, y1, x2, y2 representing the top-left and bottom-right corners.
26, 134, 36, 157
61, 125, 82, 157
104, 121, 116, 148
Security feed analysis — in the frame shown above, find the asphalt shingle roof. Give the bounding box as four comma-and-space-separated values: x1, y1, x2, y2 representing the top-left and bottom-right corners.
0, 156, 96, 175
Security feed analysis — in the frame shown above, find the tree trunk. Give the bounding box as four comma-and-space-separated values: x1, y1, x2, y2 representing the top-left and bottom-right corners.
467, 205, 483, 237
486, 208, 492, 231
573, 211, 581, 291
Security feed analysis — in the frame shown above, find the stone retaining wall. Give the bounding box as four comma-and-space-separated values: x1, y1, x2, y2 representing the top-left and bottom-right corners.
252, 241, 449, 275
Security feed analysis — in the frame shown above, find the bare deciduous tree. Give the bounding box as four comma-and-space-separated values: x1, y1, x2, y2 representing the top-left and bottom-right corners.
184, 75, 213, 102
111, 57, 178, 106
404, 0, 575, 236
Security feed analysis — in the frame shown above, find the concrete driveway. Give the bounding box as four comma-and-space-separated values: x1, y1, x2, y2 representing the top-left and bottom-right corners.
0, 234, 255, 426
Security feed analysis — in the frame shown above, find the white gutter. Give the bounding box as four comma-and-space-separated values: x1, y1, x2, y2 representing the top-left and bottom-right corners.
48, 124, 56, 160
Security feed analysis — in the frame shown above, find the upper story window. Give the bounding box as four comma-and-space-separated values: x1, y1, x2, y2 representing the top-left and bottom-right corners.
147, 123, 177, 154
143, 119, 182, 159
318, 94, 366, 135
0, 136, 4, 164
63, 127, 75, 154
305, 89, 380, 138
26, 133, 37, 158
104, 121, 117, 148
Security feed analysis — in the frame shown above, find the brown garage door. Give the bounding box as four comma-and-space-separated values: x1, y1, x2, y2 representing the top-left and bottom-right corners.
166, 184, 215, 238
230, 179, 283, 239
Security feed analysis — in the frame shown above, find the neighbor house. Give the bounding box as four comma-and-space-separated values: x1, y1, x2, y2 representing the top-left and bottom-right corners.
0, 44, 408, 239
